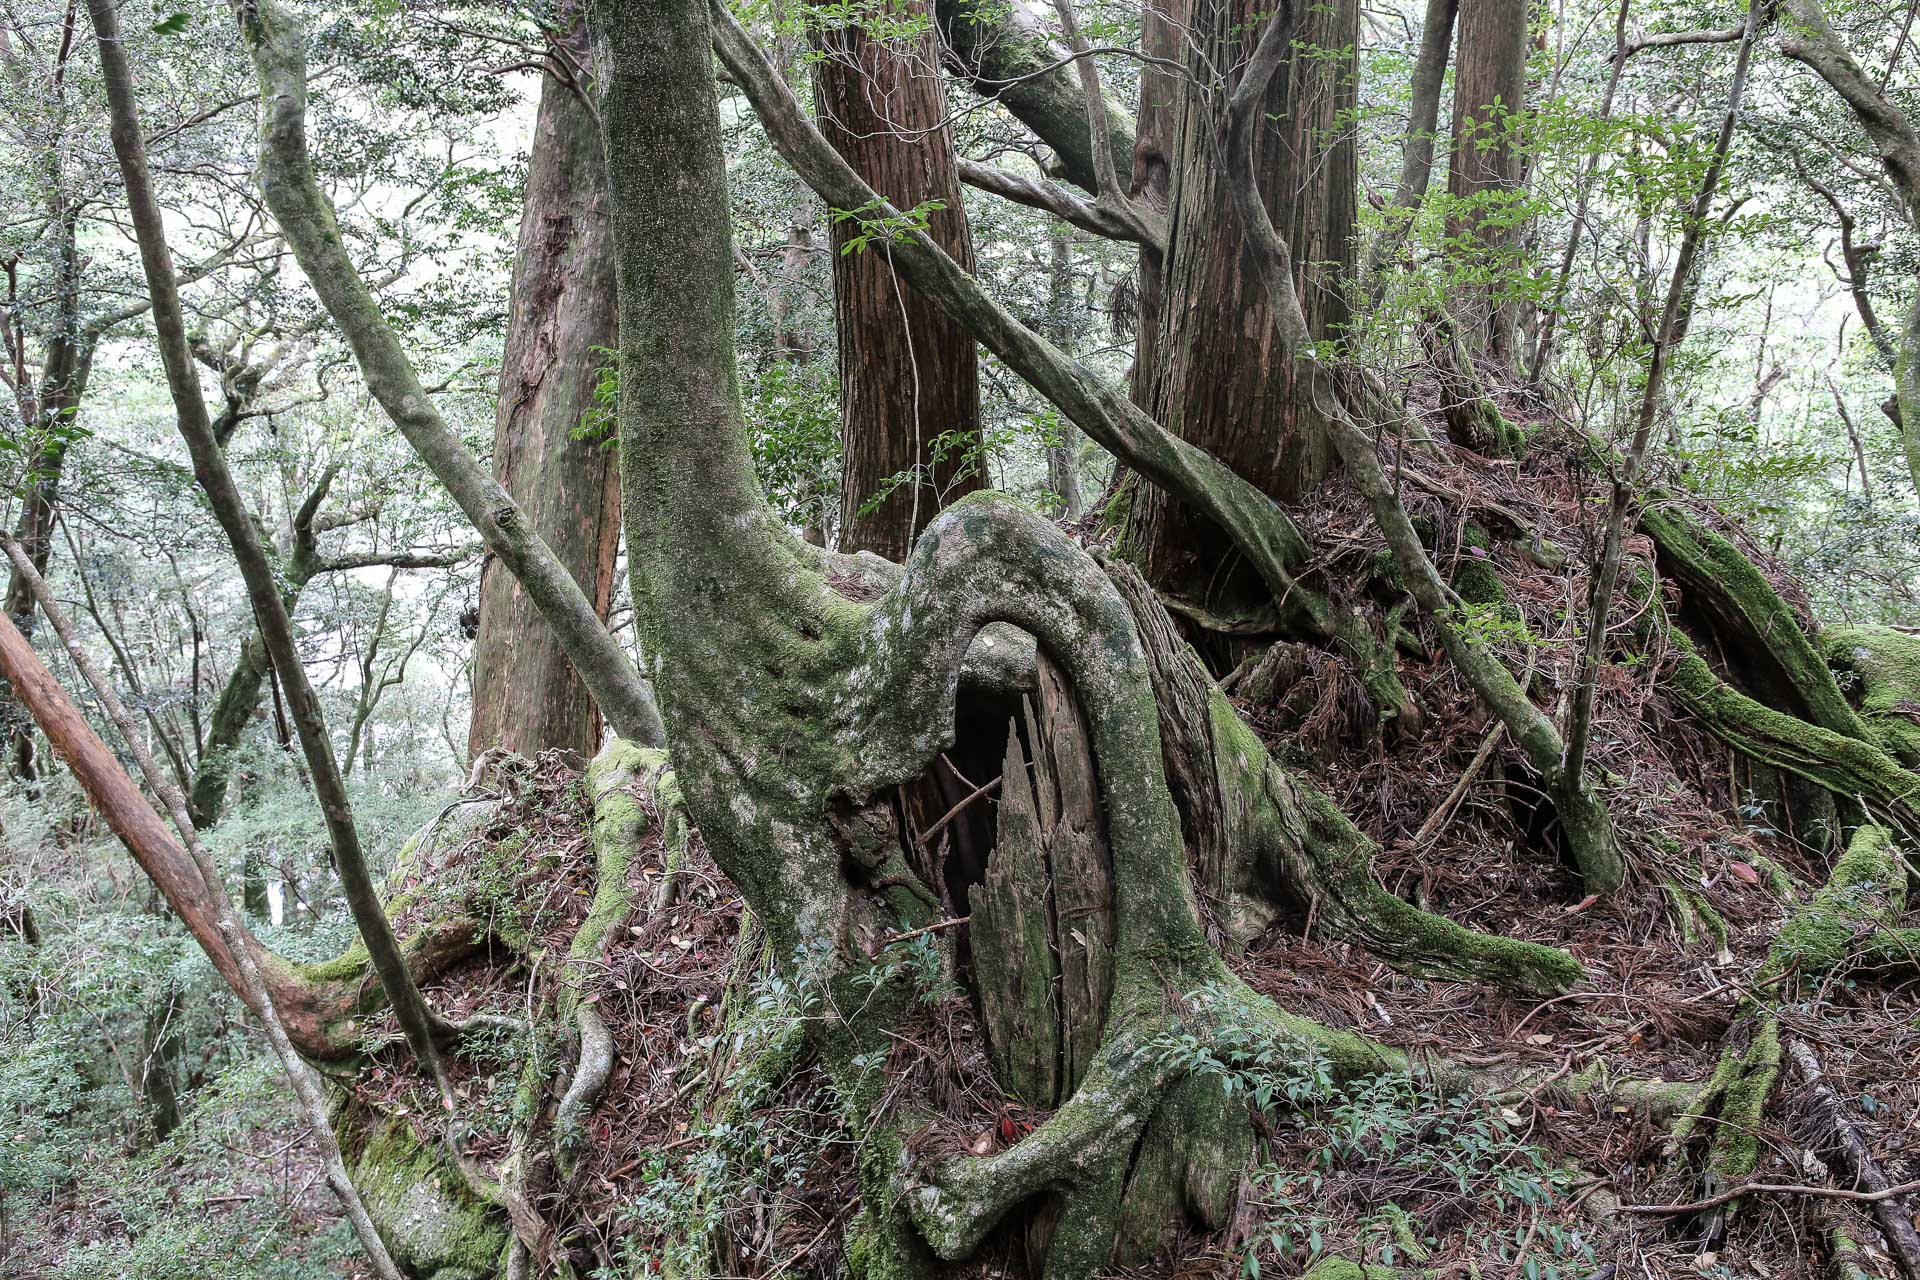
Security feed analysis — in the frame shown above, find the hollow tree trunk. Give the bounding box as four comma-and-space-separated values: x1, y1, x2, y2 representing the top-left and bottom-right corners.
1127, 0, 1358, 595
1446, 0, 1530, 360
467, 8, 622, 764
813, 0, 985, 561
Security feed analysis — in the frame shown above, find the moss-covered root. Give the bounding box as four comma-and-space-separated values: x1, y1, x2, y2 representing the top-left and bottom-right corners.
338, 1099, 510, 1280
1766, 824, 1911, 986
1665, 632, 1920, 837
1211, 694, 1583, 995
907, 989, 1406, 1276
546, 739, 678, 1177
1701, 1016, 1781, 1195
1822, 624, 1920, 768
1639, 505, 1870, 743
1107, 560, 1582, 996
565, 740, 674, 1012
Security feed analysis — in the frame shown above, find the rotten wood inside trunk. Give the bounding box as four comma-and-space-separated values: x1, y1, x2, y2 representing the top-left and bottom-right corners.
968, 651, 1114, 1107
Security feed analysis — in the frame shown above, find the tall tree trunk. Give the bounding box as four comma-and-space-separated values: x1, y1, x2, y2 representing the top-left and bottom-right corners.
468, 11, 622, 764
2, 204, 90, 782
1044, 224, 1087, 518
1127, 0, 1358, 596
1446, 0, 1530, 360
814, 0, 985, 561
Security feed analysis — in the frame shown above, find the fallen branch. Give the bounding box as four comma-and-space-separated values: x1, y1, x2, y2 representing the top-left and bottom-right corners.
1619, 1175, 1920, 1215
1787, 1037, 1920, 1280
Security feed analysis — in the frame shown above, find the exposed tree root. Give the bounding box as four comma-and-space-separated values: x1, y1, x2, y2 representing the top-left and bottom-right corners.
1111, 561, 1583, 993
1786, 1037, 1920, 1280
1640, 505, 1869, 742
1661, 633, 1920, 838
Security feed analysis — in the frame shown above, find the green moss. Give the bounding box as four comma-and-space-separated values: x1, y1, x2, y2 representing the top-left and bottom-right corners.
344, 1107, 507, 1278
1300, 1257, 1408, 1280
1768, 824, 1907, 981
1823, 625, 1920, 766
1665, 633, 1920, 836
1706, 1018, 1780, 1183
1640, 506, 1867, 742
1566, 1060, 1698, 1123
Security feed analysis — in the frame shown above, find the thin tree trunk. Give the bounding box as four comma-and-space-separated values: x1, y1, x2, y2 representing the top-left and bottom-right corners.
1044, 224, 1087, 518
814, 0, 985, 560
87, 0, 451, 1101
1362, 0, 1459, 297
468, 7, 624, 763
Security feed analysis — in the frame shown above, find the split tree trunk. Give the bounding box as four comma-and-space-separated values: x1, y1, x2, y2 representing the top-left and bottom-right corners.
1446, 0, 1530, 360
1127, 0, 1359, 593
468, 8, 623, 763
813, 0, 985, 560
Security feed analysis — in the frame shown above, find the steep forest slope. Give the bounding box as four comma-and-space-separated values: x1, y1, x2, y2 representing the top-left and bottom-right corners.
3, 0, 1920, 1277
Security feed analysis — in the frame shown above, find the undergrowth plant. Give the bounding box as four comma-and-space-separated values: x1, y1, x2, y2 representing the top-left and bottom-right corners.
1159, 986, 1596, 1280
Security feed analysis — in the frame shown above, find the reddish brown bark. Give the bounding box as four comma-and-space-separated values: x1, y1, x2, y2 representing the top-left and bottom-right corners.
467, 18, 623, 763
1127, 0, 1359, 593
0, 607, 483, 1058
813, 0, 984, 562
1447, 0, 1531, 359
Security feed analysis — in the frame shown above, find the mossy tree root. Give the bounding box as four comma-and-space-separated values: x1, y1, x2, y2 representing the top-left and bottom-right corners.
1663, 634, 1920, 839
1822, 624, 1920, 768
1640, 505, 1870, 743
1109, 561, 1583, 995
1663, 825, 1907, 1236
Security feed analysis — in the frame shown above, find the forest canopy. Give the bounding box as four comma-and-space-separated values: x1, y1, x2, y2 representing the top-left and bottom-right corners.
4, 0, 1920, 1276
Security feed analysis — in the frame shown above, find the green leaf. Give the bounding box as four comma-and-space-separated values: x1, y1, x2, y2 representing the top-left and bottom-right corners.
151, 11, 191, 33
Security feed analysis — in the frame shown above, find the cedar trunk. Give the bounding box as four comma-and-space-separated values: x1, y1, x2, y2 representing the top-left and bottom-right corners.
467, 20, 623, 763
1446, 0, 1530, 359
1128, 0, 1359, 593
814, 0, 984, 561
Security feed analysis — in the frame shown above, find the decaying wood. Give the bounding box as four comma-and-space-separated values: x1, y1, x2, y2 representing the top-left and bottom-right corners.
1787, 1037, 1920, 1280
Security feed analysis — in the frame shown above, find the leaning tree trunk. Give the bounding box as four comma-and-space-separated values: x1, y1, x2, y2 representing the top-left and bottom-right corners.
467, 7, 623, 764
813, 0, 985, 560
1446, 0, 1530, 360
1126, 0, 1358, 597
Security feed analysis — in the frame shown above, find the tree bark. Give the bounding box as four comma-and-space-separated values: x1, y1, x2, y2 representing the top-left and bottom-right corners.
468, 9, 623, 764
814, 0, 985, 561
1127, 0, 1358, 592
231, 0, 666, 750
1446, 0, 1530, 360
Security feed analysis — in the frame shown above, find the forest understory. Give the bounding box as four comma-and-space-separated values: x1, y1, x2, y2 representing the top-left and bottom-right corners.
21, 395, 1908, 1280
7, 0, 1920, 1274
